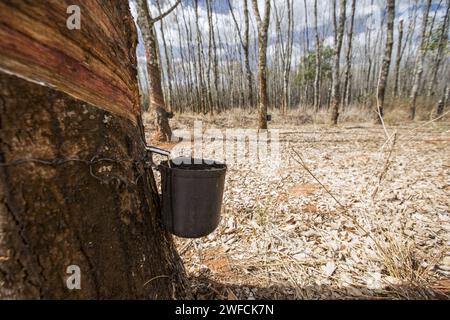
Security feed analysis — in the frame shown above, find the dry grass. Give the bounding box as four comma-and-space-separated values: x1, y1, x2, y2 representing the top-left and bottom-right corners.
143, 97, 449, 130
144, 107, 450, 300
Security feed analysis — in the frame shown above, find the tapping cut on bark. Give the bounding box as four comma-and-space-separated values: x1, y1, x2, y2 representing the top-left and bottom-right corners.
0, 0, 187, 299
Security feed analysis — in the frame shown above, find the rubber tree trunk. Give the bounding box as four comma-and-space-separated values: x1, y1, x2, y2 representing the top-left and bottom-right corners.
243, 0, 254, 110
330, 0, 347, 125
375, 0, 395, 124
436, 86, 449, 117
427, 0, 450, 97
251, 0, 271, 130
342, 0, 356, 109
193, 0, 207, 114
313, 0, 322, 111
0, 0, 186, 299
136, 0, 172, 142
393, 19, 404, 98
409, 0, 431, 120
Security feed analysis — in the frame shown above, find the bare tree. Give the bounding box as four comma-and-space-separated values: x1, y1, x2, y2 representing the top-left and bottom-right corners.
342, 0, 356, 108
436, 86, 449, 117
156, 0, 174, 112
313, 0, 322, 111
409, 0, 432, 120
376, 0, 396, 124
273, 0, 294, 113
363, 0, 374, 98
194, 0, 207, 114
132, 0, 449, 123
251, 0, 271, 129
282, 0, 294, 113
427, 0, 450, 97
330, 0, 347, 125
206, 0, 215, 114
393, 19, 404, 97
228, 0, 254, 109
136, 0, 181, 141
303, 0, 310, 52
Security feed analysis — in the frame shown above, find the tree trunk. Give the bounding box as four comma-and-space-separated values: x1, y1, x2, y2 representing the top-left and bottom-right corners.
207, 0, 220, 114
330, 0, 347, 125
393, 19, 404, 97
313, 0, 322, 111
282, 0, 294, 114
136, 0, 172, 142
206, 0, 215, 115
427, 0, 450, 97
409, 0, 432, 120
436, 86, 449, 117
252, 0, 271, 130
194, 0, 207, 114
243, 0, 254, 109
375, 0, 395, 124
303, 0, 310, 52
156, 1, 174, 113
0, 0, 187, 299
342, 0, 356, 109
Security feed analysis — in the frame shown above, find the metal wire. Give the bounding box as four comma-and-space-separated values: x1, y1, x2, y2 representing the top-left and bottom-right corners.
0, 153, 151, 188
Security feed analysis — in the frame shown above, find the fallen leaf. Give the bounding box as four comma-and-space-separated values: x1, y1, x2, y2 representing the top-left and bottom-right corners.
323, 261, 336, 277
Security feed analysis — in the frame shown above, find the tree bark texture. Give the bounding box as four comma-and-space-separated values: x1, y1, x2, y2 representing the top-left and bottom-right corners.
409, 0, 432, 120
393, 19, 404, 97
313, 0, 321, 111
342, 0, 356, 109
375, 0, 395, 124
136, 0, 173, 142
252, 0, 271, 130
330, 0, 347, 125
0, 0, 187, 299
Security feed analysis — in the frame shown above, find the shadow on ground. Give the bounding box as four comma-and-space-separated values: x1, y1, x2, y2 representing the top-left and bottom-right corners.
189, 276, 450, 300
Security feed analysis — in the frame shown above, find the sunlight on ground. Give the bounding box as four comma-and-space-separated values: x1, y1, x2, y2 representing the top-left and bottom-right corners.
145, 112, 450, 299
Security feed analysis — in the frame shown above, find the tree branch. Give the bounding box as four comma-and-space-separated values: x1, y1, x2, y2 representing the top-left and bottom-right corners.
227, 0, 245, 48
152, 0, 182, 23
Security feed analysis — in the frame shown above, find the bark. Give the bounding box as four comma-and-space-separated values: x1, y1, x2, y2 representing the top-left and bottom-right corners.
0, 1, 138, 123
180, 6, 198, 113
206, 0, 215, 115
393, 19, 404, 97
342, 0, 356, 109
136, 0, 173, 142
194, 0, 207, 114
330, 0, 347, 125
0, 0, 187, 299
409, 0, 432, 120
303, 0, 310, 52
436, 86, 449, 117
173, 11, 189, 113
208, 0, 220, 114
363, 0, 374, 99
427, 0, 450, 97
375, 0, 395, 124
251, 0, 271, 130
228, 0, 254, 109
282, 0, 294, 113
156, 1, 174, 113
273, 3, 282, 111
243, 0, 254, 109
313, 0, 321, 111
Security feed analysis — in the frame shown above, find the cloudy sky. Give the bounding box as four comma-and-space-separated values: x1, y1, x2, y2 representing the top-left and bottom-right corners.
130, 0, 448, 89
